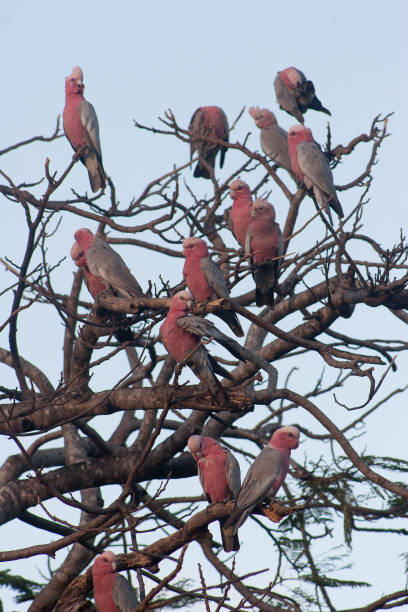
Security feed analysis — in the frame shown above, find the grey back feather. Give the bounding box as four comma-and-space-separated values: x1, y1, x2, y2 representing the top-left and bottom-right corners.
200, 257, 229, 299
113, 573, 139, 611
86, 237, 143, 297
79, 99, 103, 160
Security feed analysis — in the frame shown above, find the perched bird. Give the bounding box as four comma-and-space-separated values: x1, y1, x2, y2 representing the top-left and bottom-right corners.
229, 179, 253, 249
70, 239, 107, 298
160, 291, 245, 405
189, 106, 229, 179
245, 199, 283, 307
249, 106, 295, 180
182, 237, 243, 337
63, 66, 105, 192
274, 67, 331, 124
74, 228, 143, 298
288, 125, 343, 223
92, 550, 139, 612
224, 425, 300, 535
188, 435, 241, 552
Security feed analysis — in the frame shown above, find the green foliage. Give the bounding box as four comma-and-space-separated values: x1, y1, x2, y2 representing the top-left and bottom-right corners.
301, 574, 370, 588
0, 569, 42, 604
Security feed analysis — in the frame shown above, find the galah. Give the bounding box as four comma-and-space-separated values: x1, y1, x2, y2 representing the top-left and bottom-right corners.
182, 237, 243, 337
63, 66, 105, 192
245, 199, 283, 307
189, 106, 229, 179
92, 550, 138, 612
229, 179, 253, 249
188, 435, 241, 552
71, 238, 134, 341
74, 228, 143, 298
248, 106, 295, 179
160, 291, 245, 405
288, 125, 343, 223
224, 425, 300, 535
274, 67, 331, 124
70, 239, 107, 298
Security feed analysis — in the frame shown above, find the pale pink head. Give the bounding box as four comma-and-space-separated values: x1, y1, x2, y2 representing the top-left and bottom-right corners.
74, 228, 95, 251
288, 125, 314, 145
92, 551, 115, 577
183, 237, 209, 259
171, 290, 193, 312
249, 106, 277, 129
229, 179, 251, 200
269, 425, 300, 450
279, 67, 302, 90
251, 198, 276, 221
70, 241, 86, 267
65, 66, 84, 95
188, 435, 219, 457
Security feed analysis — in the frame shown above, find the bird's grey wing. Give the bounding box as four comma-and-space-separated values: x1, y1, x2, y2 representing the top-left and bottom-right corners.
197, 462, 206, 494
86, 238, 142, 295
274, 75, 303, 123
224, 450, 241, 499
113, 573, 139, 611
235, 447, 282, 513
200, 257, 229, 299
79, 99, 102, 159
219, 108, 229, 167
178, 315, 244, 362
297, 141, 336, 196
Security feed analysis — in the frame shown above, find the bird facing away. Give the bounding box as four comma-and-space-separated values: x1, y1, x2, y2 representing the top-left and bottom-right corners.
63, 66, 105, 192
182, 237, 243, 337
287, 125, 343, 223
92, 550, 139, 612
223, 425, 300, 535
229, 179, 253, 249
274, 67, 331, 125
160, 291, 246, 405
74, 228, 143, 299
248, 106, 295, 179
245, 199, 283, 307
189, 106, 229, 179
188, 434, 241, 552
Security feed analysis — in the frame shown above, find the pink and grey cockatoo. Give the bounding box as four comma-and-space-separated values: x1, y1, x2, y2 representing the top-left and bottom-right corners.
74, 228, 143, 298
63, 66, 105, 192
229, 179, 253, 249
223, 425, 300, 535
189, 106, 229, 179
92, 550, 138, 612
182, 237, 243, 337
288, 125, 343, 223
274, 67, 331, 125
160, 291, 246, 405
70, 239, 108, 298
245, 199, 283, 307
248, 106, 295, 180
188, 435, 241, 552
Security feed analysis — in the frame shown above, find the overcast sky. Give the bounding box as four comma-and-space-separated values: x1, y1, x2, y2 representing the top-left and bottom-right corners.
0, 1, 407, 609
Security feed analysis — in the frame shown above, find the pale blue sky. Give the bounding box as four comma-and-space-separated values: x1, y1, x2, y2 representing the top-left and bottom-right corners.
0, 1, 407, 609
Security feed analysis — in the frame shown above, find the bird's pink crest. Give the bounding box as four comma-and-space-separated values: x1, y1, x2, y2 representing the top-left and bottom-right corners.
288, 125, 314, 144
92, 551, 115, 575
229, 179, 251, 199
251, 198, 276, 221
249, 107, 276, 129
171, 290, 193, 309
74, 228, 95, 250
280, 67, 301, 89
269, 425, 300, 450
70, 66, 83, 82
183, 237, 209, 258
188, 435, 202, 454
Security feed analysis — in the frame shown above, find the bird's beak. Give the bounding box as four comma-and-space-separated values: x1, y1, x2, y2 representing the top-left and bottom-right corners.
76, 78, 83, 85
112, 560, 117, 571
229, 189, 234, 199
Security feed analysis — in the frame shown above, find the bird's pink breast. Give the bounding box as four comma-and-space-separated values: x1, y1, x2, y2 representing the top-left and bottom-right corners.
93, 573, 119, 612
199, 449, 230, 502
230, 199, 252, 247
250, 220, 280, 264
63, 95, 89, 150
160, 311, 199, 363
183, 258, 212, 301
